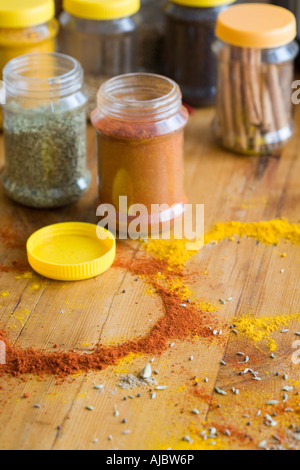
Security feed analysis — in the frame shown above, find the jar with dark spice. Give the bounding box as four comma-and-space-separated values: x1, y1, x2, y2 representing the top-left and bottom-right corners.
59, 0, 141, 116
214, 3, 298, 156
91, 74, 189, 235
2, 52, 90, 208
164, 0, 235, 107
138, 0, 166, 74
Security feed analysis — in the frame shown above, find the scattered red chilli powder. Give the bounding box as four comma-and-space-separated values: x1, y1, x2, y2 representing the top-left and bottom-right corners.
0, 249, 221, 378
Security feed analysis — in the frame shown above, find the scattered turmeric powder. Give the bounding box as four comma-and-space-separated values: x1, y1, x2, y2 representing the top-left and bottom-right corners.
142, 219, 300, 270
205, 219, 300, 246
234, 313, 300, 351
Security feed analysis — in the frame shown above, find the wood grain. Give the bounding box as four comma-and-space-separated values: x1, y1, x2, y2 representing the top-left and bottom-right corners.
0, 107, 299, 450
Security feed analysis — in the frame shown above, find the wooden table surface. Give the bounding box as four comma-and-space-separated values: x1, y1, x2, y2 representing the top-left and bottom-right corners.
0, 106, 299, 451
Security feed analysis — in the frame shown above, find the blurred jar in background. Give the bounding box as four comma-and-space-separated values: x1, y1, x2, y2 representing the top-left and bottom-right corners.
59, 0, 141, 116
0, 0, 58, 128
55, 0, 63, 17
138, 0, 166, 74
164, 0, 236, 108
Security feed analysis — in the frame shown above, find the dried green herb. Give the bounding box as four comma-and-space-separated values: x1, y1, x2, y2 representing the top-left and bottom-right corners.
2, 105, 90, 208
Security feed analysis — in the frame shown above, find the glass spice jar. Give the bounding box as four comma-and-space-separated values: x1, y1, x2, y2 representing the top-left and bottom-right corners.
138, 0, 166, 74
59, 0, 141, 117
91, 73, 189, 235
214, 3, 299, 156
2, 52, 90, 209
164, 0, 236, 108
0, 0, 59, 128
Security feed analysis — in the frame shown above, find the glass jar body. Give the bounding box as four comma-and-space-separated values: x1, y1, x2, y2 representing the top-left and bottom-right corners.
91, 74, 189, 235
164, 2, 231, 107
0, 19, 58, 127
59, 12, 139, 115
214, 40, 299, 156
2, 53, 90, 209
138, 0, 166, 73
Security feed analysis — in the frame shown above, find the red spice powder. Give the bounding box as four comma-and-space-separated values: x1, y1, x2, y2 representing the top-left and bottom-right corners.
0, 249, 220, 378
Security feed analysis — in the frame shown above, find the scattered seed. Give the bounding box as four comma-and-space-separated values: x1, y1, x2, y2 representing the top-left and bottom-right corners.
283, 374, 288, 381
215, 387, 227, 396
220, 299, 226, 305
220, 360, 226, 366
86, 406, 94, 411
258, 440, 268, 449
204, 378, 208, 383
237, 352, 245, 357
122, 419, 128, 424
189, 356, 194, 361
213, 330, 218, 335
180, 304, 187, 308
225, 430, 231, 436
151, 392, 156, 399
281, 329, 289, 333
139, 363, 152, 379
283, 386, 293, 392
93, 385, 104, 390
192, 409, 200, 415
266, 401, 279, 406
93, 438, 99, 444
156, 386, 168, 391
170, 343, 175, 348
33, 404, 41, 409
182, 436, 193, 444
123, 430, 131, 435
270, 354, 275, 359
108, 435, 113, 441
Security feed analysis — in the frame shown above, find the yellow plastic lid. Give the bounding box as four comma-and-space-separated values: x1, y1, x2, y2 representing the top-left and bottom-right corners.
216, 3, 297, 49
27, 222, 116, 281
0, 0, 55, 28
171, 0, 235, 7
63, 0, 140, 20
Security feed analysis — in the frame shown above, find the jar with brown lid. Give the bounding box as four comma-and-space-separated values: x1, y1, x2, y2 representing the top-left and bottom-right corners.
164, 0, 236, 108
91, 73, 189, 235
214, 3, 299, 156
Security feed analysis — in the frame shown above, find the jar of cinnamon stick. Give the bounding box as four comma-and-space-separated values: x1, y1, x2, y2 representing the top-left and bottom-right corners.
214, 3, 299, 156
91, 73, 189, 235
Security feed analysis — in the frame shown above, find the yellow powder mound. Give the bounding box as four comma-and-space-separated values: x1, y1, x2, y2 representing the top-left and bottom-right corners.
234, 313, 300, 351
205, 219, 300, 246
143, 219, 300, 269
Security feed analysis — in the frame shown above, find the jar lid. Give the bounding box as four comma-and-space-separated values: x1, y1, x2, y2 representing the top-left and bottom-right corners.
0, 0, 55, 28
171, 0, 235, 7
216, 3, 297, 49
63, 0, 140, 20
27, 223, 116, 281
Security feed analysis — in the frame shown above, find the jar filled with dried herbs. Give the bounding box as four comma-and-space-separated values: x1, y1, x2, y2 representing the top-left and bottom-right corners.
164, 0, 236, 108
0, 0, 59, 128
214, 3, 299, 156
59, 0, 141, 117
2, 52, 90, 209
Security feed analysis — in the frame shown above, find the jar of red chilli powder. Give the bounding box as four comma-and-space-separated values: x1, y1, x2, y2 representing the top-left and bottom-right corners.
91, 73, 189, 235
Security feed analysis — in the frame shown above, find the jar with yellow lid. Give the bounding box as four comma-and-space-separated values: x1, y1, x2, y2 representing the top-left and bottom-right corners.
0, 0, 59, 128
59, 0, 141, 116
214, 3, 299, 156
164, 0, 236, 107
